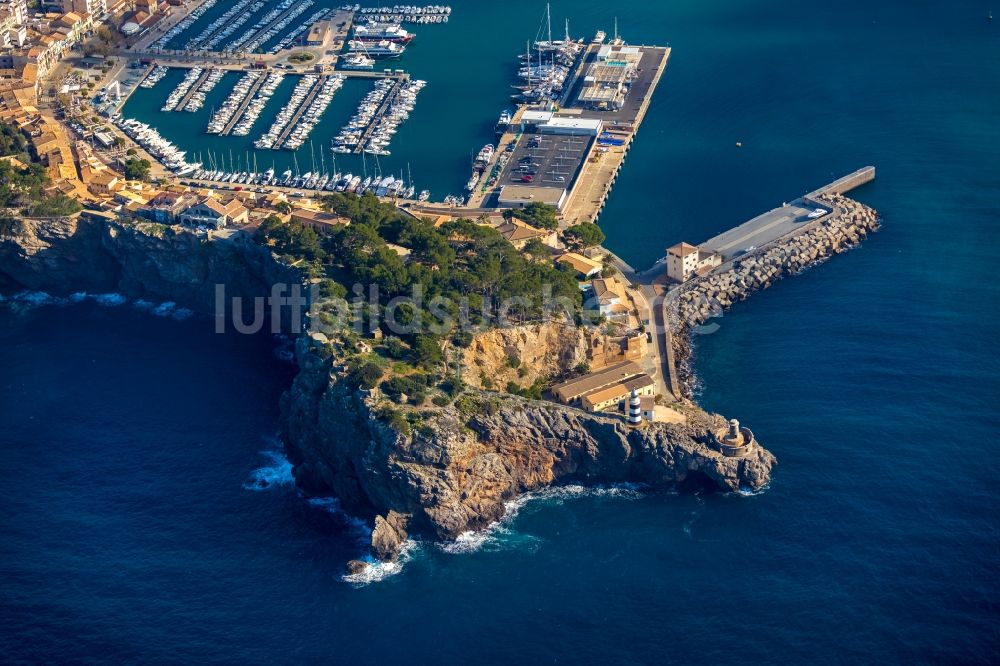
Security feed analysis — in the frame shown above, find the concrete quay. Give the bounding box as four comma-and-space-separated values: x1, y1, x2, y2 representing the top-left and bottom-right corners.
560, 46, 671, 227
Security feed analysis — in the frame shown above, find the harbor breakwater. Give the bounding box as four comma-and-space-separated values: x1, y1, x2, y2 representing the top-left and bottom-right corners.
669, 192, 881, 395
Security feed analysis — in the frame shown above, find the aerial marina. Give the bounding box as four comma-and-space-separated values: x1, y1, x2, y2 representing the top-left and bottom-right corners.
227, 0, 314, 54
106, 0, 667, 216
331, 77, 425, 156
230, 71, 285, 136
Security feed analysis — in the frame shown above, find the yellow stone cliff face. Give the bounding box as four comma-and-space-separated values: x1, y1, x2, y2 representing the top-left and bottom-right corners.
459, 322, 591, 390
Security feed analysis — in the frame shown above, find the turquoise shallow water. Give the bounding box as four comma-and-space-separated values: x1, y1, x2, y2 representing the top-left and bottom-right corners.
3, 0, 1000, 662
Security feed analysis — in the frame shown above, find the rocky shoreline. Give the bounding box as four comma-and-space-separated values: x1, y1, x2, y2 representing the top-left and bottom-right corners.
282, 331, 776, 565
0, 215, 780, 567
669, 193, 881, 396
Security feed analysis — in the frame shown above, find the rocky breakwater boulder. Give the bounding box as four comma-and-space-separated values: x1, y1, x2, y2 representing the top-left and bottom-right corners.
676, 195, 880, 329
281, 335, 777, 564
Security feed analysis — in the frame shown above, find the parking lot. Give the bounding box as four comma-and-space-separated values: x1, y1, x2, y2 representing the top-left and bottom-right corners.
498, 130, 593, 192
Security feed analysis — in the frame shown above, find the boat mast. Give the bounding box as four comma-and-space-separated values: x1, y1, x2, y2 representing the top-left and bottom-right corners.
547, 3, 552, 45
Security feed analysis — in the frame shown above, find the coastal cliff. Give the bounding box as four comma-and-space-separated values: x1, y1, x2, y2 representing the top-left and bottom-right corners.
0, 215, 778, 564
0, 216, 295, 312
281, 332, 775, 562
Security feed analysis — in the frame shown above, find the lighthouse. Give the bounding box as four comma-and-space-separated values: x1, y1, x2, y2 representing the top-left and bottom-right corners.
627, 388, 642, 425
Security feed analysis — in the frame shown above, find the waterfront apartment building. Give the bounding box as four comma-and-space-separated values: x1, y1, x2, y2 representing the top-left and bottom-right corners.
666, 242, 722, 282
62, 0, 106, 18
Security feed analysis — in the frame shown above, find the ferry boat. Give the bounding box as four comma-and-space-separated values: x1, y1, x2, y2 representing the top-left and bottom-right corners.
353, 23, 414, 43
474, 143, 494, 170
347, 39, 404, 58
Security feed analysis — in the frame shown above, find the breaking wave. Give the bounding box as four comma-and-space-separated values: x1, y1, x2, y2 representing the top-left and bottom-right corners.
438, 483, 646, 555
150, 301, 194, 320
242, 447, 295, 491
341, 540, 418, 587
1, 290, 192, 319
307, 497, 372, 543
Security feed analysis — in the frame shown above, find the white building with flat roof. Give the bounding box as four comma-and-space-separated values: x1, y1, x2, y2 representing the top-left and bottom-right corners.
540, 117, 603, 136
498, 184, 567, 210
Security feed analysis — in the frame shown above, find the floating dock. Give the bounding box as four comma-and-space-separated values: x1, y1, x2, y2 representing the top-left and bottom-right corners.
272, 75, 329, 149
174, 68, 212, 112
352, 79, 402, 154
219, 74, 268, 135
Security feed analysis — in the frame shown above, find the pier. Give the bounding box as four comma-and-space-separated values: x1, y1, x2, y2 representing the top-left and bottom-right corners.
700, 167, 876, 259
219, 74, 268, 135
559, 45, 671, 226
466, 40, 672, 221
175, 68, 212, 111
272, 75, 329, 149
352, 79, 402, 154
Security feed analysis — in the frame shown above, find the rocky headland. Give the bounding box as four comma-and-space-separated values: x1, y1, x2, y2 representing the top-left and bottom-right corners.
0, 214, 787, 566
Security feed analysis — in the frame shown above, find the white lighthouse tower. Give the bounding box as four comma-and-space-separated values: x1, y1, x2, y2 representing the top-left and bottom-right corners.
627, 388, 642, 425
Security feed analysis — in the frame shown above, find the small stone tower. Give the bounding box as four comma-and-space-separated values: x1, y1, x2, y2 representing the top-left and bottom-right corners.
627, 388, 642, 426
712, 418, 756, 457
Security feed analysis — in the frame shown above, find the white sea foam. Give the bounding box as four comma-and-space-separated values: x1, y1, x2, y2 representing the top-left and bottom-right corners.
437, 483, 646, 555
272, 335, 296, 363
307, 496, 372, 542
9, 290, 67, 307
341, 540, 418, 586
93, 292, 128, 306
243, 449, 295, 491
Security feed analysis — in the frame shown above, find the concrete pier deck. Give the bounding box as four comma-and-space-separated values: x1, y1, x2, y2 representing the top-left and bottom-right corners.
701, 167, 876, 259
560, 46, 671, 226
352, 79, 402, 154
272, 75, 328, 149
175, 68, 212, 112
219, 74, 268, 135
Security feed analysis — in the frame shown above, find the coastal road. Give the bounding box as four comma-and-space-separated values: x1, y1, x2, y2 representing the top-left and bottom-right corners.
610, 252, 679, 400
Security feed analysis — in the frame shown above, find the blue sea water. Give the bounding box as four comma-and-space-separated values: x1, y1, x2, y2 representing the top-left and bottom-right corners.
3, 0, 1000, 662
